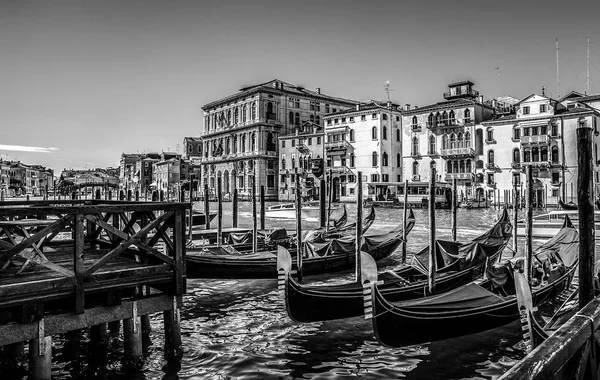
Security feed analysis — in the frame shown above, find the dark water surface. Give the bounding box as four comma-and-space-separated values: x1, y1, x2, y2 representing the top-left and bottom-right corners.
49, 202, 552, 380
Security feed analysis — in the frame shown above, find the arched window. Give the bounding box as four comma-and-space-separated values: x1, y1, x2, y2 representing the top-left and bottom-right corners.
412, 136, 419, 156
449, 110, 456, 125
524, 149, 531, 162
267, 132, 275, 151
513, 148, 520, 163
442, 111, 448, 125
396, 153, 401, 167
447, 161, 453, 173
551, 146, 559, 163
464, 108, 471, 121
350, 153, 355, 167
450, 133, 456, 149
291, 157, 296, 169
488, 150, 495, 165
266, 102, 274, 119
372, 152, 378, 166
233, 136, 238, 153
383, 126, 388, 140
412, 116, 418, 125
316, 115, 320, 125
294, 112, 300, 125
442, 134, 448, 149
289, 111, 294, 124
532, 147, 539, 162
465, 131, 471, 148
281, 157, 286, 169
428, 113, 434, 127
457, 132, 463, 148
242, 105, 247, 123
466, 159, 472, 172
435, 112, 442, 126
382, 152, 388, 166
251, 102, 257, 120
541, 146, 548, 161
429, 135, 436, 154
372, 126, 377, 140
241, 135, 246, 152
453, 161, 459, 173
251, 133, 256, 151
227, 110, 231, 125
396, 128, 400, 142
459, 160, 465, 173
412, 161, 419, 176
349, 129, 355, 141
226, 137, 231, 154
476, 160, 483, 169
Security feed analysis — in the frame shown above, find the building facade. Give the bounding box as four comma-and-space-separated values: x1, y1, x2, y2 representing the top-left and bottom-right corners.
323, 101, 403, 202
479, 92, 600, 206
198, 79, 357, 200
401, 81, 496, 201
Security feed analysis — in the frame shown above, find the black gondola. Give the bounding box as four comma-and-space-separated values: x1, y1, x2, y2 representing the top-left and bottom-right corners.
186, 208, 396, 279
558, 198, 578, 210
365, 215, 579, 348
278, 208, 512, 323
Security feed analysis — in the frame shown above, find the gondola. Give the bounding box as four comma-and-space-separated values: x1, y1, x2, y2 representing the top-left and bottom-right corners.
558, 198, 578, 210
278, 208, 512, 323
365, 216, 578, 348
186, 207, 395, 279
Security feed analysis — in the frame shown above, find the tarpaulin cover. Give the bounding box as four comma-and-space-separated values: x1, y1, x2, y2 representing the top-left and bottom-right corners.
330, 204, 348, 229
411, 209, 513, 274
303, 210, 415, 258
228, 231, 266, 245
396, 282, 506, 311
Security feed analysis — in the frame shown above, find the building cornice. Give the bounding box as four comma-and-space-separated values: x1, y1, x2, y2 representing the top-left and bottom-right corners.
201, 122, 282, 139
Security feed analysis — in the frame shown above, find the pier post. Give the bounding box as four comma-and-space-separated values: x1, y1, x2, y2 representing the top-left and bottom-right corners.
577, 120, 595, 309
217, 177, 222, 247
232, 188, 238, 228
355, 172, 363, 283
512, 181, 519, 256
204, 184, 210, 230
123, 317, 144, 371
260, 185, 265, 231
451, 178, 457, 242
525, 166, 533, 282
401, 179, 408, 263
108, 320, 121, 337
320, 178, 326, 228
252, 172, 257, 254
163, 297, 182, 362
428, 161, 437, 294
493, 189, 496, 210
326, 169, 333, 232
295, 168, 303, 282
1, 342, 25, 374
29, 336, 51, 380
90, 323, 108, 350
0, 191, 4, 202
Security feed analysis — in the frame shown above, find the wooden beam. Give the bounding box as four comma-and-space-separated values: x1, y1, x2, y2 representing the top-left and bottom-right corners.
74, 214, 85, 314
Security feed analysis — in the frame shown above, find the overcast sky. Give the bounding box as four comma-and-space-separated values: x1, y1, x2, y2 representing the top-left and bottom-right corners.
2, 0, 600, 175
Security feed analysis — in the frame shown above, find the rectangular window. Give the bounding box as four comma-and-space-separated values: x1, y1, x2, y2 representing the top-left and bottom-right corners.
280, 175, 286, 182
513, 128, 521, 140
372, 113, 377, 119
552, 189, 559, 197
349, 188, 355, 194
382, 114, 388, 120
310, 103, 315, 111
282, 141, 286, 148
523, 128, 530, 137
348, 175, 356, 183
513, 174, 520, 185
523, 106, 530, 115
325, 105, 330, 113
291, 140, 295, 147
361, 115, 366, 121
327, 119, 332, 126
267, 175, 275, 188
396, 116, 400, 121
552, 172, 560, 183
397, 175, 402, 182
308, 138, 312, 145
487, 173, 494, 185
332, 108, 337, 113
540, 104, 547, 113
382, 174, 389, 182
532, 127, 538, 136
341, 117, 346, 123
334, 118, 339, 124
541, 125, 547, 135
349, 117, 354, 123
371, 174, 379, 182
317, 137, 321, 144
551, 124, 558, 136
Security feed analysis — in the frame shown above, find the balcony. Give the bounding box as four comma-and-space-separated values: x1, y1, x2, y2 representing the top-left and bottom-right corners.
440, 147, 475, 158
325, 140, 353, 153
427, 120, 460, 129
512, 162, 522, 170
328, 165, 352, 175
521, 161, 551, 170
443, 88, 479, 100
412, 175, 421, 181
296, 144, 310, 154
486, 163, 500, 171
444, 172, 474, 181
410, 124, 422, 132
521, 135, 550, 145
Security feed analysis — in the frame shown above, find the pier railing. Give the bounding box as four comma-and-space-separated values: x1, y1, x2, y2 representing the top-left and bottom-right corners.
499, 296, 600, 380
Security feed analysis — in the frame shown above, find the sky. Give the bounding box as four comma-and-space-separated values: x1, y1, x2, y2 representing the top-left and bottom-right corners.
2, 0, 600, 176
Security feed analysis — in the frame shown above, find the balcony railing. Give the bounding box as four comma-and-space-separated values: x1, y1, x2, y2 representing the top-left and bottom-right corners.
440, 147, 475, 158
486, 163, 499, 170
328, 165, 352, 175
443, 88, 479, 100
325, 140, 352, 151
521, 135, 550, 144
445, 172, 474, 181
412, 175, 421, 181
411, 124, 422, 132
521, 161, 551, 169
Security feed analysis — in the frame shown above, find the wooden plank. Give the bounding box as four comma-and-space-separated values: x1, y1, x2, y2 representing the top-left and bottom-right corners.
0, 295, 174, 346
577, 124, 595, 308
84, 211, 172, 277
84, 214, 128, 241
146, 211, 175, 252
172, 210, 184, 296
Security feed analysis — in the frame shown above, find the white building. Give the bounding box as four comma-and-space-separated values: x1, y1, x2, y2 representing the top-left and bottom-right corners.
323, 101, 403, 202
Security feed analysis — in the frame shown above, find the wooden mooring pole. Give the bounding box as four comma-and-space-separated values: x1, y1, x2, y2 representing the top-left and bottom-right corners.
577, 121, 595, 309
29, 336, 52, 380
326, 169, 333, 232
232, 188, 238, 228
252, 173, 257, 254
512, 182, 519, 256
320, 178, 326, 228
451, 178, 457, 242
525, 165, 533, 282
428, 162, 437, 294
401, 179, 408, 263
295, 168, 303, 282
355, 172, 363, 282
260, 185, 265, 231
217, 177, 222, 247
204, 184, 210, 230
123, 317, 143, 371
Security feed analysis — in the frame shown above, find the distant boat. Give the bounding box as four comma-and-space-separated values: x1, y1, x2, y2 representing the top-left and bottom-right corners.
516, 209, 600, 238
558, 198, 577, 210
265, 201, 341, 221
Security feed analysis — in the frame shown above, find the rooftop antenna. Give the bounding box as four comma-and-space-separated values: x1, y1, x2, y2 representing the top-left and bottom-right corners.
384, 81, 393, 102
556, 38, 560, 99
542, 86, 546, 96
587, 35, 590, 95
494, 67, 503, 96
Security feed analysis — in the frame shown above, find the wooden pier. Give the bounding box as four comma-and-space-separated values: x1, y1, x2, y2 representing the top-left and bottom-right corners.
0, 199, 188, 379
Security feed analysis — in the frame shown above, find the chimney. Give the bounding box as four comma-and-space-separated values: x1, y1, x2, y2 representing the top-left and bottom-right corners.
316, 87, 321, 94
404, 104, 410, 111
492, 99, 498, 108
356, 104, 360, 111
478, 95, 484, 104
413, 105, 418, 110
387, 101, 392, 108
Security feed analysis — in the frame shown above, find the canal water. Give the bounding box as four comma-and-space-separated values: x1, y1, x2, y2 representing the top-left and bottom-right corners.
47, 202, 551, 380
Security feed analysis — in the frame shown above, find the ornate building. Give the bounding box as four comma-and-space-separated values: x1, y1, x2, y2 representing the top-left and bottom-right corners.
198, 79, 357, 200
